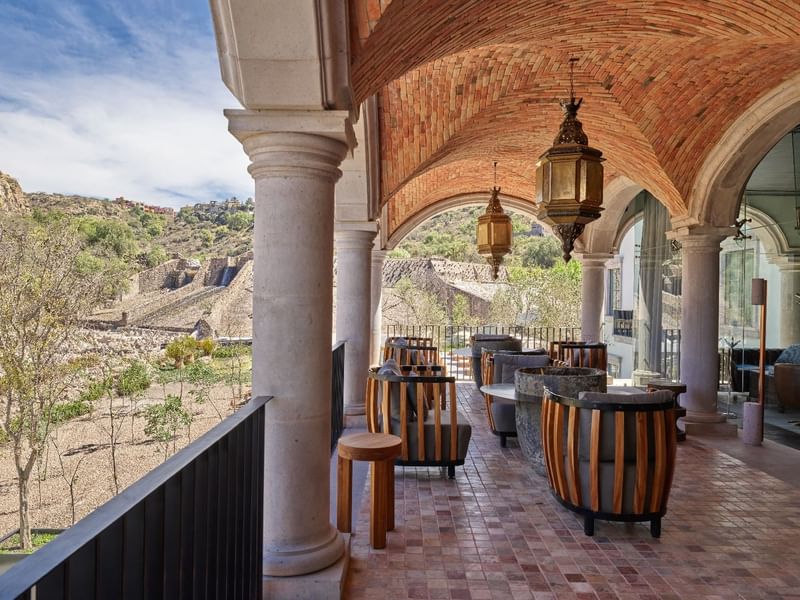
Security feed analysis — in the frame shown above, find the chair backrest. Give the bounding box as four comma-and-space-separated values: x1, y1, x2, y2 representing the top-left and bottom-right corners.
383, 343, 440, 367
541, 389, 676, 517
366, 367, 457, 462
549, 340, 586, 362
562, 342, 608, 371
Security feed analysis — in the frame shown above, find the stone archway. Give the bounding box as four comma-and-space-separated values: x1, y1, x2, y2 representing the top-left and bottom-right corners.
383, 192, 541, 250
690, 72, 800, 228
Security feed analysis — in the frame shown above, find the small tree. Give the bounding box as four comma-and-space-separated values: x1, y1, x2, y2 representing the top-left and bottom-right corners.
0, 220, 108, 549
50, 438, 88, 526
115, 361, 151, 442
186, 361, 223, 422
144, 395, 193, 461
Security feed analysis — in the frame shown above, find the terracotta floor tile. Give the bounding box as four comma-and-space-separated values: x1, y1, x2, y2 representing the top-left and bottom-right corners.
343, 384, 800, 599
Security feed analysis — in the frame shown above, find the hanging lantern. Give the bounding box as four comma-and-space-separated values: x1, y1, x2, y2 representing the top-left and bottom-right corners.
535, 58, 604, 262
477, 163, 512, 279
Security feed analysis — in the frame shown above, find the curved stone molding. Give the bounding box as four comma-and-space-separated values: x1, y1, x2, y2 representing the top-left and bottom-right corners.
690, 72, 800, 228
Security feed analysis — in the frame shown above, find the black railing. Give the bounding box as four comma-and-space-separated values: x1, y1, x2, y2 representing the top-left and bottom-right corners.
661, 328, 682, 381
0, 396, 269, 600
382, 325, 581, 380
612, 310, 634, 337
331, 341, 345, 452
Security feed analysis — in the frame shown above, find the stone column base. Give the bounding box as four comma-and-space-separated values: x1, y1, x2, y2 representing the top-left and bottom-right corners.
263, 534, 350, 600
680, 417, 738, 437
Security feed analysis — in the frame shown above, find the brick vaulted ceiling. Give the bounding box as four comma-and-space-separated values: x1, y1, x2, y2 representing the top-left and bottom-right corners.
347, 1, 800, 239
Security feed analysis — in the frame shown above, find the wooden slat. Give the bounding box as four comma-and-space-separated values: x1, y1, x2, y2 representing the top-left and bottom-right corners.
417, 382, 425, 461
590, 409, 601, 512
634, 412, 648, 514
613, 412, 625, 514
382, 381, 391, 436
399, 383, 409, 461
433, 382, 442, 461
450, 381, 458, 460
662, 408, 678, 508
541, 396, 555, 489
650, 410, 667, 513
566, 406, 581, 506
552, 404, 568, 500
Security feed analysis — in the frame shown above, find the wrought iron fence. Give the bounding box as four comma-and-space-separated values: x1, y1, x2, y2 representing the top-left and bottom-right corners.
0, 396, 269, 600
331, 341, 345, 452
382, 325, 581, 380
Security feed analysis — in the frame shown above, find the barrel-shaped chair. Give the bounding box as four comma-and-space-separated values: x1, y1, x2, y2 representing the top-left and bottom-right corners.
366, 366, 471, 478
541, 389, 677, 537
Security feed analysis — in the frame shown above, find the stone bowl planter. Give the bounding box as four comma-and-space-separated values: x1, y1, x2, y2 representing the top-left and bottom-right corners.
514, 367, 607, 475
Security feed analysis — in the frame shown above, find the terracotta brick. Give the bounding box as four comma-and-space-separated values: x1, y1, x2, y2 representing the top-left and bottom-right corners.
347, 1, 800, 240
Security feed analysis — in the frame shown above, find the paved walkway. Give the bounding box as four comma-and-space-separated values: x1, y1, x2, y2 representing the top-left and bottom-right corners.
344, 383, 800, 599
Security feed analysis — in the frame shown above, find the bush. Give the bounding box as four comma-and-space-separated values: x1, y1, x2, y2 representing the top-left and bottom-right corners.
212, 344, 251, 359
49, 399, 92, 425
144, 395, 192, 455
198, 338, 216, 357
116, 361, 151, 397
144, 246, 168, 268
164, 336, 199, 368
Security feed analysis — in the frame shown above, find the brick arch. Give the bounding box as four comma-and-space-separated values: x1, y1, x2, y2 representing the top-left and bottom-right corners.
385, 192, 541, 250
378, 40, 800, 216
385, 158, 535, 240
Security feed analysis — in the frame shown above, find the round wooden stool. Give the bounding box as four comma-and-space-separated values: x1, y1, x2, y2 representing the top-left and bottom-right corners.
336, 432, 402, 549
647, 379, 688, 442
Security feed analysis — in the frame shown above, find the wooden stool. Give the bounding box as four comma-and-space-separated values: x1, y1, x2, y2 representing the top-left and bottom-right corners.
337, 432, 402, 549
647, 380, 688, 442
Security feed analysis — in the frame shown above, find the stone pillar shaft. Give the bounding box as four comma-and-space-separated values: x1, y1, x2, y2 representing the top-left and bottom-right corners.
673, 230, 728, 424
777, 266, 800, 348
370, 250, 388, 365
227, 110, 352, 578
579, 254, 612, 342
335, 228, 376, 415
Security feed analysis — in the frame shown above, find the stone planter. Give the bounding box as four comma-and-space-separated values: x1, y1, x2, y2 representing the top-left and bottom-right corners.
514, 367, 607, 475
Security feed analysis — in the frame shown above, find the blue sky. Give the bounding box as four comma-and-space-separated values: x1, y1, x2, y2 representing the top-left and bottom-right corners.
0, 0, 252, 208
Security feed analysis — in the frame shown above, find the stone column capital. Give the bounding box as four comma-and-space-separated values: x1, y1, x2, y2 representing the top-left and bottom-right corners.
334, 227, 377, 251
371, 249, 389, 264
225, 109, 353, 182
769, 253, 800, 271
575, 252, 614, 269
666, 225, 733, 252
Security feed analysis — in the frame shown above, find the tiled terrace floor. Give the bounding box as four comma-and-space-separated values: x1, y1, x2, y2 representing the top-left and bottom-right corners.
344, 384, 800, 600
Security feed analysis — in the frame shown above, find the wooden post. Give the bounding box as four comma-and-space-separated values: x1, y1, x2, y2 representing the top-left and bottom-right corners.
752, 278, 767, 442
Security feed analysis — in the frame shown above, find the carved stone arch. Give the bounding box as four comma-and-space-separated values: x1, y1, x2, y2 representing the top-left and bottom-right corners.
737, 205, 792, 259
385, 192, 540, 250
689, 72, 800, 228
581, 176, 644, 254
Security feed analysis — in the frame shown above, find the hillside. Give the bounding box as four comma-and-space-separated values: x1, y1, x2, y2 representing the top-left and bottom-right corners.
0, 172, 29, 212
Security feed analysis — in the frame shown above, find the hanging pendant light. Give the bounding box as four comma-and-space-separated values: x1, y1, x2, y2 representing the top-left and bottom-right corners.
477, 161, 513, 279
535, 57, 605, 262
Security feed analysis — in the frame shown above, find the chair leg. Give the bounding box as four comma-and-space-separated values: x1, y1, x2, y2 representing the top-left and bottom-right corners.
650, 517, 661, 538
447, 465, 455, 479
370, 461, 389, 549
500, 434, 507, 448
583, 515, 594, 536
386, 461, 395, 532
336, 455, 352, 533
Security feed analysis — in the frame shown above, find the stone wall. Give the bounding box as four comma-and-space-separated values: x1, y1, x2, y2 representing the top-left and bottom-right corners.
136, 259, 184, 293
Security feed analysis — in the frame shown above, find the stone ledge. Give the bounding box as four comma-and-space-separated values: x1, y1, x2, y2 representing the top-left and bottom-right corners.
682, 420, 738, 437
263, 533, 350, 600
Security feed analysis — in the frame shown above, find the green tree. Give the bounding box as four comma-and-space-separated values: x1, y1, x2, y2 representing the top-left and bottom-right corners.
144, 395, 193, 461
388, 277, 447, 326
144, 246, 168, 268
0, 219, 109, 549
450, 294, 475, 326
226, 211, 254, 231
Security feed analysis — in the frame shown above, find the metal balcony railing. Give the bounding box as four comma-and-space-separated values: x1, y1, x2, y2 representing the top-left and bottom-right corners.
0, 396, 269, 600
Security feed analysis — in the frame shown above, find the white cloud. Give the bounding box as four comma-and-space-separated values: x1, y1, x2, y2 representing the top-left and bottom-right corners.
0, 3, 252, 209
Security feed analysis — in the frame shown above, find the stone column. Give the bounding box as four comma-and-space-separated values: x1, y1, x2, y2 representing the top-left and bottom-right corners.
776, 262, 800, 348
669, 227, 734, 433
335, 227, 376, 415
370, 250, 388, 365
578, 253, 612, 342
226, 109, 353, 578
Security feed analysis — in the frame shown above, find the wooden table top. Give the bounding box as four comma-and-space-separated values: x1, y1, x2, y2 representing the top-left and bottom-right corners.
338, 432, 402, 461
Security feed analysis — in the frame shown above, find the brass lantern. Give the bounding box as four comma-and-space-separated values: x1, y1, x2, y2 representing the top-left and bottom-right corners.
477, 169, 512, 279
536, 58, 604, 262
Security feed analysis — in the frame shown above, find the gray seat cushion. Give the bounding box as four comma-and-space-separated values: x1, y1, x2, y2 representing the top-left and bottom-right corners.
377, 361, 426, 422
386, 410, 472, 463
490, 402, 516, 434
494, 353, 551, 384
776, 344, 800, 364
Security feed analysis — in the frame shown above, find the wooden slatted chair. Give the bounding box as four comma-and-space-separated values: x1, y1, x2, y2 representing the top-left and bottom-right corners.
562, 342, 608, 371
366, 366, 471, 478
383, 342, 441, 368
541, 389, 677, 537
481, 349, 550, 447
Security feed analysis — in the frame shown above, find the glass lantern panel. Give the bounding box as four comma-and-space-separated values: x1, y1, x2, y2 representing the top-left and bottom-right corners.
551, 160, 577, 201
477, 222, 489, 246
580, 159, 603, 204
491, 221, 511, 245
535, 162, 548, 204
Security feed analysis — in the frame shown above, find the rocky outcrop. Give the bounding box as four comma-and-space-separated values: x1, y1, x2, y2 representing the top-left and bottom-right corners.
0, 172, 28, 213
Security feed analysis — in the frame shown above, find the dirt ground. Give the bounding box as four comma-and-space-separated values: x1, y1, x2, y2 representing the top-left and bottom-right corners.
0, 380, 249, 537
